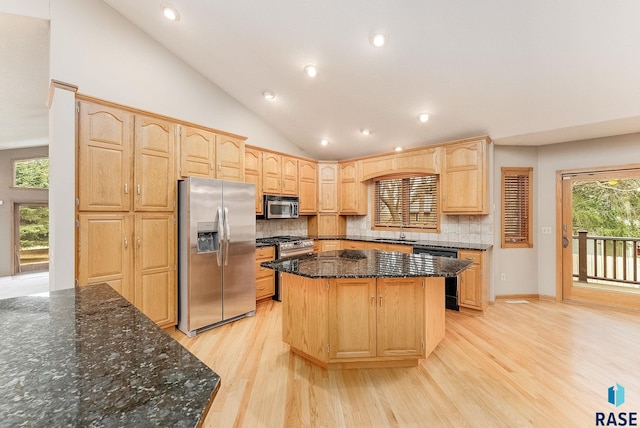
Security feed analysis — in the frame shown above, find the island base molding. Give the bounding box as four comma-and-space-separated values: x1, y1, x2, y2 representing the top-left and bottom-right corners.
289, 348, 420, 369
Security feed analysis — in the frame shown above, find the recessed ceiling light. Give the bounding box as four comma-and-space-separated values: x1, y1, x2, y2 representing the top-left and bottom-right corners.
162, 5, 180, 21
321, 139, 329, 146
394, 146, 403, 152
370, 33, 388, 47
262, 90, 276, 100
304, 65, 318, 78
361, 128, 371, 136
417, 113, 430, 123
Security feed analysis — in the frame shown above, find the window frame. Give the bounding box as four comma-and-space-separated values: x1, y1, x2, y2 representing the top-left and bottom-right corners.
371, 174, 440, 233
12, 157, 50, 189
501, 166, 533, 248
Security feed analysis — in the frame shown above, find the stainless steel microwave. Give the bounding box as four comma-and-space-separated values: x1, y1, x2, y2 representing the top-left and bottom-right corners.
261, 195, 299, 219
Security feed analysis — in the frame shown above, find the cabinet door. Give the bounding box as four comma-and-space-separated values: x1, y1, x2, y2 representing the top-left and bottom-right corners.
339, 161, 367, 215
318, 163, 338, 213
180, 125, 214, 178
329, 278, 377, 359
256, 246, 275, 300
395, 147, 439, 174
262, 152, 281, 194
299, 160, 317, 213
134, 115, 176, 212
77, 213, 134, 303
281, 156, 299, 195
376, 278, 424, 357
244, 147, 263, 214
441, 139, 488, 214
458, 250, 484, 310
134, 213, 176, 327
216, 134, 245, 181
341, 240, 368, 250
77, 101, 132, 211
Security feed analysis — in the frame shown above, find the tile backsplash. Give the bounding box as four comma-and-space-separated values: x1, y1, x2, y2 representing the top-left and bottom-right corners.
257, 215, 493, 245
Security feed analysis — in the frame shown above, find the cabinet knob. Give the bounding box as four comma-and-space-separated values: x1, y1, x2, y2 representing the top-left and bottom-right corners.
137, 184, 141, 195
137, 238, 141, 249
124, 183, 128, 194
124, 238, 128, 249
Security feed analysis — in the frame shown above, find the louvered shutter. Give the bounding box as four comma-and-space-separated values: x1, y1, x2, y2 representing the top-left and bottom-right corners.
501, 167, 533, 248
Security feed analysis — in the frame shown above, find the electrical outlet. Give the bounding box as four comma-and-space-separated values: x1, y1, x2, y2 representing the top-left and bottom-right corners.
542, 227, 552, 235
500, 273, 506, 281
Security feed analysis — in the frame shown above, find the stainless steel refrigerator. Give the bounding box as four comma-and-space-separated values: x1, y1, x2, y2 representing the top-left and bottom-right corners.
177, 177, 256, 337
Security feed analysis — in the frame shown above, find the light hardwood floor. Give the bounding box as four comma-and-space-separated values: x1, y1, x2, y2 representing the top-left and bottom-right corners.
170, 299, 640, 427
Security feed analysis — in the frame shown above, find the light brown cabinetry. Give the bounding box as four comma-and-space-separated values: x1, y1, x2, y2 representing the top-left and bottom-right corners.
134, 114, 176, 212
255, 246, 276, 300
77, 101, 133, 212
282, 273, 443, 368
458, 250, 487, 311
441, 138, 489, 214
244, 147, 263, 214
328, 277, 424, 359
341, 240, 369, 250
317, 162, 338, 213
318, 240, 341, 252
338, 161, 367, 215
180, 127, 245, 182
77, 212, 176, 328
307, 215, 346, 237
298, 160, 317, 214
359, 147, 439, 181
262, 151, 299, 196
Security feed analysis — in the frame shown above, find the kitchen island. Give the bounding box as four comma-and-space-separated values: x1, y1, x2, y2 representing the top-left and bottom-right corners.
0, 283, 219, 427
262, 250, 472, 369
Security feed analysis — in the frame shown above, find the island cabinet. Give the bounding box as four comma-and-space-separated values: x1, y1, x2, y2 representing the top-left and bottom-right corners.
329, 278, 424, 361
441, 137, 489, 214
179, 126, 246, 182
244, 147, 263, 214
338, 161, 367, 215
458, 249, 488, 311
281, 273, 445, 369
255, 246, 276, 300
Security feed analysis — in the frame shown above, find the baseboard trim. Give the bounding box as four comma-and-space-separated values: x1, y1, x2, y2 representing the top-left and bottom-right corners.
495, 294, 540, 300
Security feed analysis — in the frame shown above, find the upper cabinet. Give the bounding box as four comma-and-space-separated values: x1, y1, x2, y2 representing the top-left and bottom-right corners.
77, 101, 133, 212
179, 126, 245, 182
299, 160, 317, 214
134, 114, 176, 212
359, 147, 439, 181
244, 147, 263, 214
261, 151, 299, 196
441, 137, 489, 214
318, 162, 338, 213
338, 161, 367, 215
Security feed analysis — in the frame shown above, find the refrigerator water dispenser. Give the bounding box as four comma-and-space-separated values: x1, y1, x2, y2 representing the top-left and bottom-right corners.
196, 222, 218, 253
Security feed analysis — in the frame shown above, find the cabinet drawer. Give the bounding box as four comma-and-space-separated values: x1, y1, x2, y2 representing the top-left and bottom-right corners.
256, 275, 275, 300
256, 262, 274, 279
256, 246, 275, 260
459, 250, 481, 265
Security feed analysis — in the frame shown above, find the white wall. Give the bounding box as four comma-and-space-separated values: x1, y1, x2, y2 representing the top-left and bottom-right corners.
49, 0, 306, 157
492, 146, 538, 297
536, 133, 640, 298
0, 0, 49, 19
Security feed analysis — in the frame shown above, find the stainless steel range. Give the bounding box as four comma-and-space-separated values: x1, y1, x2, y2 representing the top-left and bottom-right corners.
255, 235, 314, 301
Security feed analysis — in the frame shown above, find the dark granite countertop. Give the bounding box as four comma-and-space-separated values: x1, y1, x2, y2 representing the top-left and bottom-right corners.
308, 235, 492, 251
0, 283, 220, 427
255, 242, 275, 248
261, 249, 473, 279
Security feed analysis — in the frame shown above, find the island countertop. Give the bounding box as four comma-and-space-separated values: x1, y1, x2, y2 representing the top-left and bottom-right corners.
0, 283, 219, 427
261, 249, 472, 279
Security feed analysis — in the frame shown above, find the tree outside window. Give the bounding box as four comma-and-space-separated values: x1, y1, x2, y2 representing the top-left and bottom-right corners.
14, 158, 49, 189
374, 175, 438, 231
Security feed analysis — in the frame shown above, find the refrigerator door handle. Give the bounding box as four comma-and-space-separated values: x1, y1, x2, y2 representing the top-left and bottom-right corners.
216, 207, 223, 266
224, 206, 231, 266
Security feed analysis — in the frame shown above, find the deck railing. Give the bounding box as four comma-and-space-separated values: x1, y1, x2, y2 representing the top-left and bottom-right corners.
573, 231, 640, 286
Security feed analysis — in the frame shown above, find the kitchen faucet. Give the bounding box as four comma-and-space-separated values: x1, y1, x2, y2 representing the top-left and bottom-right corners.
399, 229, 406, 240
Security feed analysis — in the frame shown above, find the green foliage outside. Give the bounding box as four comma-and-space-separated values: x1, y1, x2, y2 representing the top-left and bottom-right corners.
19, 206, 49, 249
572, 178, 640, 238
15, 158, 49, 188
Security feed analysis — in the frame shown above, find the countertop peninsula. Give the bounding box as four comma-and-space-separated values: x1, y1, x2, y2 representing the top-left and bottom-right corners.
0, 283, 219, 427
261, 249, 473, 279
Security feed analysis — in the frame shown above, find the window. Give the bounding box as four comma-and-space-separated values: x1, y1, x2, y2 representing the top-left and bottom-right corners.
502, 167, 533, 248
374, 175, 438, 231
13, 158, 49, 189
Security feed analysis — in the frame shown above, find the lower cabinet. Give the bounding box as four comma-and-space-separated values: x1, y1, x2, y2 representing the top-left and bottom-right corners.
458, 249, 487, 311
77, 212, 176, 328
319, 240, 341, 252
329, 278, 424, 360
255, 246, 275, 300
